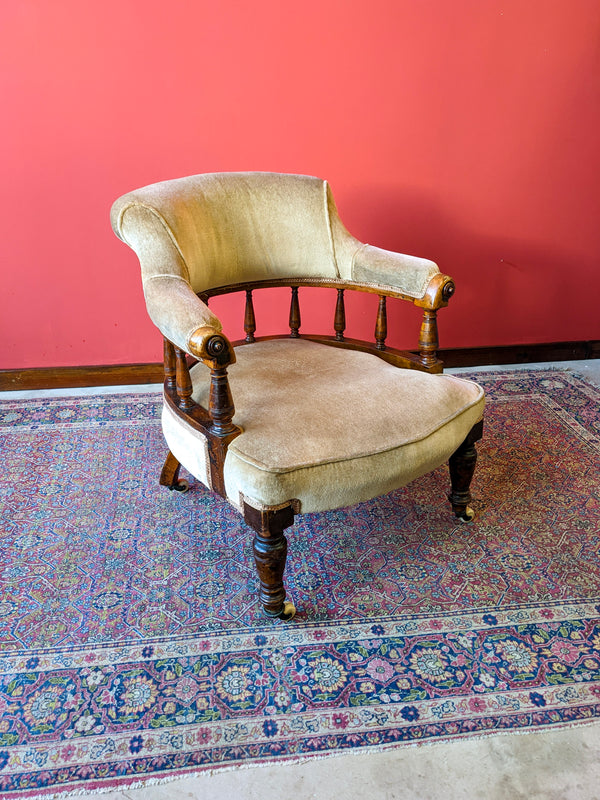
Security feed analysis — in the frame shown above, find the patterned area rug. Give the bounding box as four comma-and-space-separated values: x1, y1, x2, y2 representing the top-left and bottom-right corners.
0, 369, 599, 797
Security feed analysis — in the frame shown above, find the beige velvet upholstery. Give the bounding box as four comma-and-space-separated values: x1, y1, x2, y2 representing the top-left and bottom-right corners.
161, 339, 484, 513
110, 170, 485, 514
111, 171, 485, 618
111, 173, 439, 353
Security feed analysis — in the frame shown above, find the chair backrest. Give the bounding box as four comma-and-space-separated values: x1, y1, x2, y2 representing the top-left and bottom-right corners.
111, 172, 360, 294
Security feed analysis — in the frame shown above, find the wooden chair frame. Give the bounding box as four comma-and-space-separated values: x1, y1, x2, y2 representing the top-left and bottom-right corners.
158, 274, 483, 620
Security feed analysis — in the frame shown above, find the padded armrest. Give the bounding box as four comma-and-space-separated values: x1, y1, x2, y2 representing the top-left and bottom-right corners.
111, 197, 225, 357
351, 244, 440, 300
143, 275, 223, 356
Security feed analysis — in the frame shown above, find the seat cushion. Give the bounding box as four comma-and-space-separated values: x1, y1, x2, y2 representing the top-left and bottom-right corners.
162, 339, 484, 513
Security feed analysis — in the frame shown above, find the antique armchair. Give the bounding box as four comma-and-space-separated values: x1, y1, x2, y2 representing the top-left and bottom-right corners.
111, 172, 485, 620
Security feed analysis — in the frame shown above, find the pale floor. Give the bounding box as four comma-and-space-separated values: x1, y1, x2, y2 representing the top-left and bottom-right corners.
2, 360, 600, 799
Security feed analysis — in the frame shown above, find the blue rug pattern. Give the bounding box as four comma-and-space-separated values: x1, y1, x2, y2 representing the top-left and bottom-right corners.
0, 369, 598, 796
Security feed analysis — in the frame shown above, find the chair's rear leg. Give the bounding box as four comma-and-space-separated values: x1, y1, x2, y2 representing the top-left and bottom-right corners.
244, 502, 296, 620
448, 419, 483, 522
159, 450, 189, 492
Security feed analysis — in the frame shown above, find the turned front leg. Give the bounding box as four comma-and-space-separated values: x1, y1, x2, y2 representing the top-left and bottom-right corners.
244, 503, 296, 620
448, 419, 483, 522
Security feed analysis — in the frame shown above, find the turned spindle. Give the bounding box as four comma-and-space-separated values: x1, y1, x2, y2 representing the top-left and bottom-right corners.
289, 287, 301, 338
375, 296, 387, 350
163, 339, 177, 390
209, 368, 237, 436
334, 289, 346, 341
419, 309, 440, 368
174, 347, 194, 411
244, 289, 256, 343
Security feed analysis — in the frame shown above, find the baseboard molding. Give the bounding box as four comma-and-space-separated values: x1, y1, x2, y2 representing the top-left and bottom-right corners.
0, 363, 164, 392
440, 340, 600, 369
1, 341, 598, 392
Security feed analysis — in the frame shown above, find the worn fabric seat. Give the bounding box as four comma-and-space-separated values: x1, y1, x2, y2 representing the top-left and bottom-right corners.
111, 171, 485, 620
163, 338, 484, 513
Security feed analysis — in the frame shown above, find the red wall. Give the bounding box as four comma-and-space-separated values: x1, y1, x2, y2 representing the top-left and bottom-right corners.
1, 0, 599, 369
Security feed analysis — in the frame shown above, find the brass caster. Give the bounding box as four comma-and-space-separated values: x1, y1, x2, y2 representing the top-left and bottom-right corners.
457, 506, 475, 523
278, 601, 296, 621
171, 479, 189, 493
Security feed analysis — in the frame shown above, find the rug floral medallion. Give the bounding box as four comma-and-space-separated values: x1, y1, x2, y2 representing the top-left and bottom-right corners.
0, 369, 599, 796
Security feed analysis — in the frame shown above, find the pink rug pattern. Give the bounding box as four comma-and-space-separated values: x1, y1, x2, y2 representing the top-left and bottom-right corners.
0, 369, 598, 796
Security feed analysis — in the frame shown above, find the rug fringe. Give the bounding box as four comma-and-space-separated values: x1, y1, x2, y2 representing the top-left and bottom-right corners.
19, 716, 600, 800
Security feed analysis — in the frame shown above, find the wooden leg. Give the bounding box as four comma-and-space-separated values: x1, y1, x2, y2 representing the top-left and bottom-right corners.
448, 419, 483, 522
159, 450, 189, 492
244, 503, 296, 620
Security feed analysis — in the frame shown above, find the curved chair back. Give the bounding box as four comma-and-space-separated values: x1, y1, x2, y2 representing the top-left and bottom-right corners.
110, 172, 359, 294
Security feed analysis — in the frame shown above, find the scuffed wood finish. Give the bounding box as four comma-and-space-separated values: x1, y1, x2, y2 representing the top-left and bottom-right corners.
414, 273, 456, 311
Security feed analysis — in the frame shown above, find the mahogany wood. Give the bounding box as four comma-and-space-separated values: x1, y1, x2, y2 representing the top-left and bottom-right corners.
161, 331, 242, 497
289, 287, 301, 338
163, 386, 240, 498
244, 290, 256, 343
334, 288, 346, 341
205, 437, 230, 497
418, 309, 441, 369
244, 502, 295, 617
163, 382, 211, 428
375, 295, 387, 350
448, 419, 484, 517
163, 339, 177, 390
159, 450, 182, 489
202, 277, 419, 304
174, 347, 195, 411
208, 367, 237, 436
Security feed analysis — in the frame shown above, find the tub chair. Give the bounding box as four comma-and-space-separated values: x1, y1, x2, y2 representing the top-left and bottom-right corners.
111, 172, 485, 620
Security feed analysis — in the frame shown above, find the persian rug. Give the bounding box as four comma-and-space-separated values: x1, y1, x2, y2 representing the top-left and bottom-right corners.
0, 368, 599, 797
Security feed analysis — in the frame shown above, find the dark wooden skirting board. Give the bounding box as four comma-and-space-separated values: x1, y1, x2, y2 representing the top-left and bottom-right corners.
441, 339, 600, 369
1, 340, 598, 392
0, 363, 165, 392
